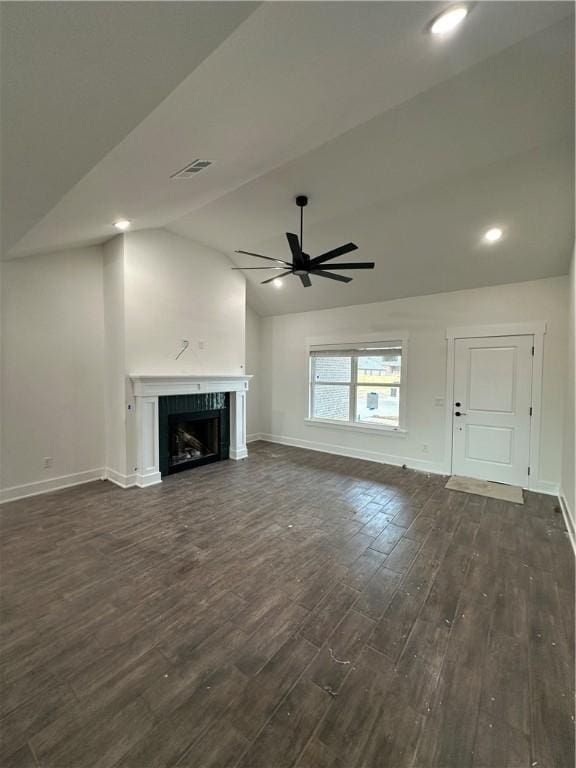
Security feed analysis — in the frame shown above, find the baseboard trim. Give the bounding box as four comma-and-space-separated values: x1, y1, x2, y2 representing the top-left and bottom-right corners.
247, 433, 263, 444
0, 468, 106, 504
105, 469, 162, 489
103, 468, 137, 489
259, 435, 563, 495
1, 449, 562, 508
559, 491, 576, 556
528, 479, 560, 496
258, 433, 447, 476
135, 472, 162, 488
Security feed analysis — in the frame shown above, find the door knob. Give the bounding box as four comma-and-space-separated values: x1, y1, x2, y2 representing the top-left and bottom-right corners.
455, 411, 466, 416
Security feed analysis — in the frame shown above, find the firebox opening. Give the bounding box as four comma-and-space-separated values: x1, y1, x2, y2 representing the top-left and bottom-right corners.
159, 393, 230, 477
168, 415, 220, 473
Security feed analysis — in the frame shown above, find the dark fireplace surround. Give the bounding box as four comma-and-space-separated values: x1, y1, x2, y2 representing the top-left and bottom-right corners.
158, 393, 230, 476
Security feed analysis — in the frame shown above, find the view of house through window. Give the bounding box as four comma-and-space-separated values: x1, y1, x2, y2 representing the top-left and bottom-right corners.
309, 344, 403, 428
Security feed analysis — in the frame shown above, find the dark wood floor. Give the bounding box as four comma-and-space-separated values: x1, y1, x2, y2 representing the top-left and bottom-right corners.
1, 442, 574, 768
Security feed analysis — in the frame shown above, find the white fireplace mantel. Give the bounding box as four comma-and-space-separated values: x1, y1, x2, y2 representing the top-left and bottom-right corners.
129, 374, 252, 488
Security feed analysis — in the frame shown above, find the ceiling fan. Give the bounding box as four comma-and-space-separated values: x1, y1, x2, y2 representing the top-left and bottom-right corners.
232, 196, 375, 287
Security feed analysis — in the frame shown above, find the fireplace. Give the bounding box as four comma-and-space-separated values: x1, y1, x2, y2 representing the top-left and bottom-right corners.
129, 375, 250, 488
158, 392, 230, 476
168, 414, 220, 472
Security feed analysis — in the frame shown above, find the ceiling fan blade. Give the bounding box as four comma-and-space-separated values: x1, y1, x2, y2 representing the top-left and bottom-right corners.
318, 262, 374, 269
231, 267, 286, 270
309, 243, 358, 267
235, 250, 291, 266
286, 233, 302, 264
310, 269, 353, 283
299, 274, 312, 287
261, 270, 292, 285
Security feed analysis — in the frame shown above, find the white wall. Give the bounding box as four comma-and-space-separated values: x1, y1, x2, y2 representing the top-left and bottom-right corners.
2, 229, 567, 505
561, 245, 575, 534
246, 304, 262, 438
1, 246, 106, 497
123, 229, 245, 375
260, 277, 568, 490
115, 228, 247, 478
0, 228, 248, 497
103, 236, 128, 478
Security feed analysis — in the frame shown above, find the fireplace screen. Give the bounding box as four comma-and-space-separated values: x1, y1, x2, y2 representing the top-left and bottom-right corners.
168, 415, 220, 471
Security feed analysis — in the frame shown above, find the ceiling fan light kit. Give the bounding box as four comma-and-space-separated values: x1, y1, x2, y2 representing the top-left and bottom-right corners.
233, 196, 375, 287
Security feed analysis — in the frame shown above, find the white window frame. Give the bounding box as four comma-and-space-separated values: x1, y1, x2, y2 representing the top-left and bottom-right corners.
305, 331, 409, 435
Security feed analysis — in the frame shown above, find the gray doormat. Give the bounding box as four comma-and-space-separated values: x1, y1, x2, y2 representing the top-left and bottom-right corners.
446, 475, 524, 504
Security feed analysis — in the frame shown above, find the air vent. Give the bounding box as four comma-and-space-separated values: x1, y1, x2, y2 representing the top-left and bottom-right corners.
171, 159, 212, 179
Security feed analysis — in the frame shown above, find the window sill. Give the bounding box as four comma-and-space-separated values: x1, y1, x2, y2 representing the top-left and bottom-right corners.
304, 418, 408, 437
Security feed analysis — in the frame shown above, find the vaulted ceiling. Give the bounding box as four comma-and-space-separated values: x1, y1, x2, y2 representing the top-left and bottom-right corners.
1, 2, 573, 315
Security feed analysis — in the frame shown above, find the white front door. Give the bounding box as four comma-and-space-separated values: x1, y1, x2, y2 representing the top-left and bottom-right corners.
452, 335, 533, 487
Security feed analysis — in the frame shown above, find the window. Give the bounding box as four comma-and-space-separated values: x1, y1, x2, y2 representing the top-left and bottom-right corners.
309, 342, 404, 430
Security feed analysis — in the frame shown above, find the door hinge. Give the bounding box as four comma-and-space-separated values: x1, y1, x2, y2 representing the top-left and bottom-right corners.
527, 466, 531, 476
529, 406, 533, 416
531, 346, 535, 356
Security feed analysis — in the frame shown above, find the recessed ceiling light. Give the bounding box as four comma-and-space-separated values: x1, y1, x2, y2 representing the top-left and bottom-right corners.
483, 227, 503, 243
430, 5, 469, 35
272, 278, 284, 289
114, 220, 131, 231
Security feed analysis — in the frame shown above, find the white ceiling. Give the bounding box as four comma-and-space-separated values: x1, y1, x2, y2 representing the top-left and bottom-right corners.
0, 1, 257, 252
2, 2, 574, 316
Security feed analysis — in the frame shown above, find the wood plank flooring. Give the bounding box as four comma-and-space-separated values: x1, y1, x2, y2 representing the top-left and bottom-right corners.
1, 441, 574, 767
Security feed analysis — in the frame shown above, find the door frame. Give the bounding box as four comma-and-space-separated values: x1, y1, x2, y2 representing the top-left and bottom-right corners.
444, 322, 546, 490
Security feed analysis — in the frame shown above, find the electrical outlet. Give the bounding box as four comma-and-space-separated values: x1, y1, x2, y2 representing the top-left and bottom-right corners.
421, 444, 429, 454
434, 397, 445, 407
43, 457, 53, 469
198, 340, 205, 350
